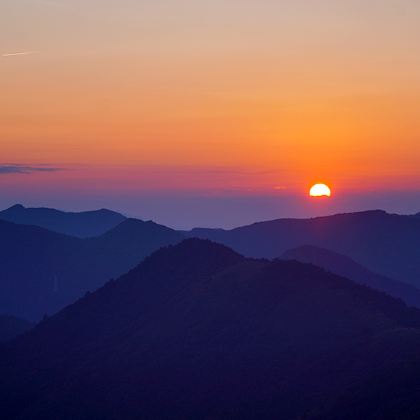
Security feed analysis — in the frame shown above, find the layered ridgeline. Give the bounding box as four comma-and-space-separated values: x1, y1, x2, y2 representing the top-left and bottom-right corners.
282, 245, 420, 309
5, 207, 420, 321
0, 315, 33, 343
0, 218, 183, 321
188, 210, 420, 288
2, 239, 420, 419
0, 204, 126, 238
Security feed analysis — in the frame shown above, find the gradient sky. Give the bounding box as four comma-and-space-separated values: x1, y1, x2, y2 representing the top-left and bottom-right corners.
1, 0, 420, 228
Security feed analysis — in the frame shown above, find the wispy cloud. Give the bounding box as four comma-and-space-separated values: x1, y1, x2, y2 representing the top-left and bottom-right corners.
0, 164, 63, 175
2, 51, 38, 58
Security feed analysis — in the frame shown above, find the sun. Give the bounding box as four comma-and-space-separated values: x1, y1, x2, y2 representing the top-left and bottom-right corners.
309, 183, 331, 197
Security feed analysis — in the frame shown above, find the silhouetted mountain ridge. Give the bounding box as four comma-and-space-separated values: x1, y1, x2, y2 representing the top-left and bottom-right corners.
0, 204, 126, 237
282, 245, 420, 308
97, 218, 181, 242
188, 210, 420, 288
0, 218, 184, 320
2, 239, 420, 419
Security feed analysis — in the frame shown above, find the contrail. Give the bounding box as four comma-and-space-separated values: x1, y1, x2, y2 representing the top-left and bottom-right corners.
2, 51, 37, 57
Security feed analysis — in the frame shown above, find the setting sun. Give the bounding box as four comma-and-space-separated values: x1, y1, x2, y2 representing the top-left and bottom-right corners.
309, 184, 332, 197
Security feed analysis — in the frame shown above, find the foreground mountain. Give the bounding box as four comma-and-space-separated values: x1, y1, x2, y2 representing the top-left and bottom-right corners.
2, 239, 420, 419
0, 218, 184, 321
0, 204, 126, 237
282, 245, 420, 309
0, 315, 33, 343
188, 210, 420, 287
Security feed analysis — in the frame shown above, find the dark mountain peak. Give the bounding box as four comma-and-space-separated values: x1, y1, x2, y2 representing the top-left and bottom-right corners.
4, 204, 61, 215
369, 209, 388, 215
0, 204, 126, 238
3, 204, 121, 217
99, 217, 180, 240
172, 237, 244, 259
138, 238, 244, 278
106, 217, 146, 230
3, 204, 26, 213
79, 208, 123, 217
97, 208, 117, 213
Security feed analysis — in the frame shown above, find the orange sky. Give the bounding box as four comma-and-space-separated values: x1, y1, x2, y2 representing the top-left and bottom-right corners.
1, 0, 420, 207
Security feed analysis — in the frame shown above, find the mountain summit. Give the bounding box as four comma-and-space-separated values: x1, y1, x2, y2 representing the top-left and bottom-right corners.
0, 204, 126, 238
2, 239, 420, 419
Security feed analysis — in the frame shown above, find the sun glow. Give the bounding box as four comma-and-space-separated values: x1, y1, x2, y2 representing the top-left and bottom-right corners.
309, 183, 331, 197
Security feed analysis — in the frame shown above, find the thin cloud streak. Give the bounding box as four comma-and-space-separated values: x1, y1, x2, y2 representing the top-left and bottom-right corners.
0, 164, 63, 175
2, 51, 38, 57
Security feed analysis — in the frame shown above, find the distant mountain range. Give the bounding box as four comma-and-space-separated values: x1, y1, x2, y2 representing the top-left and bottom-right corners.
2, 239, 420, 419
188, 210, 420, 288
0, 204, 126, 238
0, 315, 33, 343
0, 218, 183, 320
3, 205, 420, 321
282, 245, 420, 309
